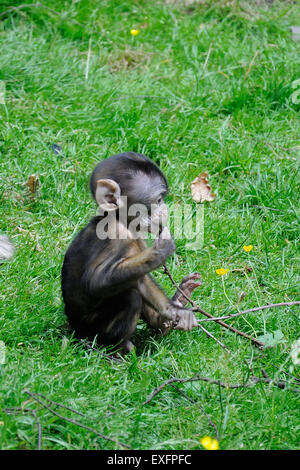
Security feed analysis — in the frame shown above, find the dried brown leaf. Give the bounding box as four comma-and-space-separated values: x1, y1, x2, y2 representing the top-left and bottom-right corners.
190, 171, 215, 203
25, 174, 40, 194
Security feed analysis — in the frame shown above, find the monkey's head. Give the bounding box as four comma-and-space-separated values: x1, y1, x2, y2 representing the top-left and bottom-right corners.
90, 152, 169, 234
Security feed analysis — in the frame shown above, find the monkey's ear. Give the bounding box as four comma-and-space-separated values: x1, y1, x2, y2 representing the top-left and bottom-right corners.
95, 179, 123, 212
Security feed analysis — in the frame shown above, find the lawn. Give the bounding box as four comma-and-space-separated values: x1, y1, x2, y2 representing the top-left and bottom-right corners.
0, 0, 299, 451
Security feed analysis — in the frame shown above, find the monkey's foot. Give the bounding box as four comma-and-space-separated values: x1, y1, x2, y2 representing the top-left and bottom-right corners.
173, 272, 202, 307
120, 339, 134, 354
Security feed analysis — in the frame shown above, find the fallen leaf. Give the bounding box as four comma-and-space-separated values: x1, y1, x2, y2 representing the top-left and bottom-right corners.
257, 330, 286, 347
190, 171, 215, 203
25, 174, 40, 194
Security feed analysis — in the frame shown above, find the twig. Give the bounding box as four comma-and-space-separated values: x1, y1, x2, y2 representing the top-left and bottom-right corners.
3, 407, 42, 450
169, 384, 219, 439
28, 389, 116, 419
163, 264, 198, 308
249, 375, 300, 393
191, 309, 264, 349
143, 373, 300, 406
272, 364, 300, 384
163, 264, 264, 349
143, 375, 252, 406
23, 389, 130, 449
25, 391, 88, 418
31, 409, 42, 450
162, 265, 225, 349
197, 322, 230, 353
198, 301, 300, 322
163, 265, 229, 352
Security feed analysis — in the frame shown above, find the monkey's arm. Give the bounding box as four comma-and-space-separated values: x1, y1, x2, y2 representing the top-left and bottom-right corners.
139, 275, 198, 332
85, 247, 166, 296
85, 229, 175, 296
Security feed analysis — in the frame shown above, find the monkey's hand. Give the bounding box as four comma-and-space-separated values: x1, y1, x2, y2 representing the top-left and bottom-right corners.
173, 309, 198, 331
152, 227, 176, 264
161, 305, 198, 333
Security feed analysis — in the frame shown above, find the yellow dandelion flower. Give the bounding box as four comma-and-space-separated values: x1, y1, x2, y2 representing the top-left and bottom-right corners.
130, 29, 140, 36
201, 436, 220, 450
243, 245, 253, 253
215, 268, 229, 276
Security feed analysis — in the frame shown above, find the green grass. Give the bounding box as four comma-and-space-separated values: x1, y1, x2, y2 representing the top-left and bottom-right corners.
0, 0, 299, 450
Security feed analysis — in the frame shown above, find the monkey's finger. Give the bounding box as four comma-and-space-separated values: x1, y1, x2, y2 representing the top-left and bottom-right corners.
191, 314, 199, 328
173, 279, 202, 307
174, 312, 198, 331
180, 272, 202, 282
159, 226, 172, 240
179, 280, 203, 291
179, 273, 202, 291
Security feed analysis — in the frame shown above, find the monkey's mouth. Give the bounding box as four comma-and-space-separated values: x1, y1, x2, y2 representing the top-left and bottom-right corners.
137, 216, 160, 234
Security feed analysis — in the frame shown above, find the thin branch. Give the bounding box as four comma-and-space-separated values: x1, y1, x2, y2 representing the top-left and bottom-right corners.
197, 322, 230, 353
143, 373, 300, 406
29, 389, 116, 419
163, 264, 197, 308
169, 384, 219, 440
23, 389, 130, 449
31, 409, 42, 450
249, 375, 300, 393
163, 265, 229, 352
25, 391, 88, 418
272, 364, 300, 384
198, 301, 300, 322
163, 264, 264, 349
143, 375, 252, 406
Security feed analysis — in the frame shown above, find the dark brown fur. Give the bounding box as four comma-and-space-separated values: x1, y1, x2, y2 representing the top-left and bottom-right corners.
61, 153, 199, 352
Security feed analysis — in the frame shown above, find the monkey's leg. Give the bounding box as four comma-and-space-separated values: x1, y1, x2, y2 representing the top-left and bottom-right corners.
172, 272, 202, 307
139, 275, 198, 332
141, 304, 170, 335
99, 289, 142, 354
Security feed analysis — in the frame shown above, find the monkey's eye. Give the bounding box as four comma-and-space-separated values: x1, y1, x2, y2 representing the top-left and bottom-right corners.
157, 196, 163, 204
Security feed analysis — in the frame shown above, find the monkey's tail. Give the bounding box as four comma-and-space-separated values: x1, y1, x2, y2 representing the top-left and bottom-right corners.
0, 235, 15, 260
